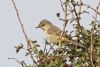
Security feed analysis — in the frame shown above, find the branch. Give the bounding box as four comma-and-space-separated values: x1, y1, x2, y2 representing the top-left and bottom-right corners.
83, 4, 100, 15
59, 0, 68, 45
90, 31, 94, 67
43, 39, 48, 54
89, 1, 100, 67
94, 0, 100, 22
8, 58, 26, 67
60, 0, 66, 13
12, 0, 28, 47
11, 0, 38, 66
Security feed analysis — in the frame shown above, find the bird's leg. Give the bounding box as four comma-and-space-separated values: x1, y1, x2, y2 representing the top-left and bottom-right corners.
58, 38, 62, 48
44, 38, 50, 45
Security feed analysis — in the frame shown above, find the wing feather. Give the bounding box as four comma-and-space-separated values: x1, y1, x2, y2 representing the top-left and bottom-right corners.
47, 25, 68, 38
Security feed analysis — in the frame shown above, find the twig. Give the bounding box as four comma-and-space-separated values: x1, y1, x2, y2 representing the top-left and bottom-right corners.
83, 4, 100, 15
78, 0, 82, 19
11, 0, 38, 66
67, 2, 75, 23
71, 0, 81, 49
59, 0, 68, 46
47, 44, 52, 55
89, 1, 100, 67
90, 31, 94, 67
60, 0, 66, 13
71, 0, 81, 28
12, 0, 29, 48
8, 58, 25, 67
95, 0, 100, 22
30, 53, 38, 66
44, 40, 47, 54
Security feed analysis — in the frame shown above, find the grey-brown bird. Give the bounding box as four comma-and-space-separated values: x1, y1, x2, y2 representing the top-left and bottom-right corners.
36, 19, 86, 48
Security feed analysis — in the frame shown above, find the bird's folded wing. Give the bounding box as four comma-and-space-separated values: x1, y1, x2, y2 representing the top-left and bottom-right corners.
47, 25, 86, 48
47, 25, 68, 38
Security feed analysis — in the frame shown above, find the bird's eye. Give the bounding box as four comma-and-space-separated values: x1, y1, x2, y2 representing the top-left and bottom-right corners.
41, 24, 45, 26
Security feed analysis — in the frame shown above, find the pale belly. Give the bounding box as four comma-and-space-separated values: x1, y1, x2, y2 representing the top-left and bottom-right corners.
45, 34, 58, 44
45, 32, 67, 45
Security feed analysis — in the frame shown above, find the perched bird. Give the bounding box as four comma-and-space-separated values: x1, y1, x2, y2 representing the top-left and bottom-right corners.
36, 19, 86, 48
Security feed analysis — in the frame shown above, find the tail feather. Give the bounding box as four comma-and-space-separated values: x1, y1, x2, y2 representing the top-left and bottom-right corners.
69, 40, 86, 48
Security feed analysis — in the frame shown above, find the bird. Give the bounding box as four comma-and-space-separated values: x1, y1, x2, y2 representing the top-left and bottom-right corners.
36, 19, 86, 48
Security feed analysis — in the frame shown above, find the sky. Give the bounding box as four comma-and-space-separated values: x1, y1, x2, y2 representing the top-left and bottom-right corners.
0, 0, 99, 67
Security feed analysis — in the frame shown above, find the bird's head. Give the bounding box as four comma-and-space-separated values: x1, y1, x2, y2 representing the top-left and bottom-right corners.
36, 19, 52, 31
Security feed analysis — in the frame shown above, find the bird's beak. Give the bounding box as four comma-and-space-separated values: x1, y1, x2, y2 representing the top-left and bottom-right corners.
36, 26, 39, 28
36, 25, 40, 28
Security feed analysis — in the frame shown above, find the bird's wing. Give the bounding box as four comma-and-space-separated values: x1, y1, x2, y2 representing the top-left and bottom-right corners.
47, 25, 86, 48
47, 25, 68, 38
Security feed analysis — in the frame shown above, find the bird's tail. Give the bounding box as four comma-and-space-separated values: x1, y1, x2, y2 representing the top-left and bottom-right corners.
69, 40, 86, 48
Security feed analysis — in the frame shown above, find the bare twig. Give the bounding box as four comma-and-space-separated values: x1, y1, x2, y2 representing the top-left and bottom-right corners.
44, 40, 48, 54
78, 0, 82, 19
95, 0, 100, 22
90, 31, 94, 67
47, 44, 52, 55
89, 1, 100, 67
11, 0, 38, 66
83, 4, 100, 15
71, 0, 82, 49
60, 0, 66, 13
12, 0, 29, 48
67, 2, 75, 23
8, 58, 26, 67
59, 0, 68, 46
71, 0, 81, 28
30, 53, 38, 66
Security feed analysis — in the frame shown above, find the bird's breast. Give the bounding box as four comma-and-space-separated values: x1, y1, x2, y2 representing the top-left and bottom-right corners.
45, 32, 59, 44
45, 32, 67, 45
